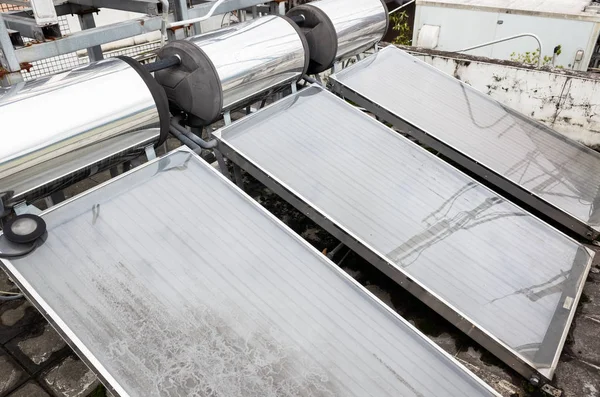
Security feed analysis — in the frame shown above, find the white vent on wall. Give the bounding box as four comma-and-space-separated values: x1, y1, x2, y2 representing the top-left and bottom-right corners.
417, 25, 440, 49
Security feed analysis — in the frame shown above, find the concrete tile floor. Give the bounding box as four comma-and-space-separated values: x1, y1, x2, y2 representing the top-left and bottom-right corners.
0, 269, 102, 397
0, 144, 598, 397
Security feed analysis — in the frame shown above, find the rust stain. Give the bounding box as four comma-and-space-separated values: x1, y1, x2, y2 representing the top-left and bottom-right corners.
0, 62, 34, 78
20, 62, 33, 73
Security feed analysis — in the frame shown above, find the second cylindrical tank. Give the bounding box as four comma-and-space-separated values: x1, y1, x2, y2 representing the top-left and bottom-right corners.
155, 15, 309, 124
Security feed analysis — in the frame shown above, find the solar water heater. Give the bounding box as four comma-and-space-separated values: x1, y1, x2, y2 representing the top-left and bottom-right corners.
0, 148, 499, 397
329, 45, 600, 241
213, 85, 593, 383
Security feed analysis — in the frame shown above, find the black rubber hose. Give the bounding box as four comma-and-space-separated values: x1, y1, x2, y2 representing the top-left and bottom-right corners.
0, 240, 39, 259
0, 294, 23, 301
143, 55, 181, 73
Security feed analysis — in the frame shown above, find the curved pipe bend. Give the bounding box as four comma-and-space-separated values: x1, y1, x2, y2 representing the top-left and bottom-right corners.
170, 116, 218, 149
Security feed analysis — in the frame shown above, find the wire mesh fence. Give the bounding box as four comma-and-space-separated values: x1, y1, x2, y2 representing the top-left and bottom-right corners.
1, 2, 161, 80
21, 16, 82, 80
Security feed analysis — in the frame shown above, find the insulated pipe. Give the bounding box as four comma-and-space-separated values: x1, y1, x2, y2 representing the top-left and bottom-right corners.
143, 55, 182, 73
169, 124, 202, 152
159, 0, 169, 46
0, 57, 170, 206
170, 117, 218, 149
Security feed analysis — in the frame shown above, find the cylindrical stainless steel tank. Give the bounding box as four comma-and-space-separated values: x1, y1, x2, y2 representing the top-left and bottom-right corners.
287, 0, 388, 73
0, 57, 169, 206
155, 15, 309, 124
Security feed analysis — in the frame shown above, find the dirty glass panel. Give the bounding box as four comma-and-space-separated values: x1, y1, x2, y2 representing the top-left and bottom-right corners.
215, 87, 593, 380
330, 46, 600, 236
0, 149, 497, 397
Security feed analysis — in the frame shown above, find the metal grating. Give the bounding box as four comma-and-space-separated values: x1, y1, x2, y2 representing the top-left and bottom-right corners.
213, 86, 593, 382
19, 15, 82, 80
0, 4, 161, 80
329, 45, 600, 241
0, 148, 499, 397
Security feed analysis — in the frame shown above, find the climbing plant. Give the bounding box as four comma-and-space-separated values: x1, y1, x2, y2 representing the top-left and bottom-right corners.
390, 11, 412, 46
509, 45, 562, 67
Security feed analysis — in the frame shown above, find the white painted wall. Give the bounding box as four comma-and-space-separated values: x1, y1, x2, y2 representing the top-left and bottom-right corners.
413, 5, 499, 57
414, 4, 600, 70
407, 49, 600, 147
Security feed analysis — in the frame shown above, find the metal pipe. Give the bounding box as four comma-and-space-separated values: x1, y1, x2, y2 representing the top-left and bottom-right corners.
0, 294, 24, 301
159, 0, 169, 46
170, 117, 218, 149
456, 33, 543, 68
302, 74, 323, 86
388, 0, 415, 15
169, 124, 201, 151
143, 55, 181, 73
168, 0, 225, 28
288, 14, 305, 24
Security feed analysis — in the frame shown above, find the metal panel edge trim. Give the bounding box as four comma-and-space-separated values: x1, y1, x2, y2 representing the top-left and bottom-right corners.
213, 85, 594, 382
543, 245, 592, 379
0, 146, 500, 396
328, 47, 600, 241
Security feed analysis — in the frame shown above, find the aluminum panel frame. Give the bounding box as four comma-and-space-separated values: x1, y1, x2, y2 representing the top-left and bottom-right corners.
213, 86, 593, 382
328, 45, 600, 241
0, 147, 498, 397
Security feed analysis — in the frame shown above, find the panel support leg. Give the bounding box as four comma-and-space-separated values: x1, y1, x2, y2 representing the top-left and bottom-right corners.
145, 145, 157, 161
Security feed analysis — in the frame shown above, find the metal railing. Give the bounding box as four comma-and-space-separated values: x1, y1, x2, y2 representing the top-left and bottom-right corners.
456, 33, 544, 67
388, 0, 415, 15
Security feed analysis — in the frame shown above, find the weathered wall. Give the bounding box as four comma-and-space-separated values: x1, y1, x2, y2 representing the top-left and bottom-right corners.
405, 48, 600, 148
413, 4, 599, 70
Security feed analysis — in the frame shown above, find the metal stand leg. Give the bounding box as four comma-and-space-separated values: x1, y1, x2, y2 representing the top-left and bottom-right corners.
50, 191, 66, 205
78, 13, 104, 61
13, 202, 42, 216
223, 111, 232, 126
44, 196, 54, 208
214, 150, 233, 180
233, 164, 244, 189
0, 14, 23, 86
145, 145, 157, 161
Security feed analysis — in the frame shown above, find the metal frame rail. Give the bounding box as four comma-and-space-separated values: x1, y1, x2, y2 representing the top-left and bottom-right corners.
0, 0, 276, 85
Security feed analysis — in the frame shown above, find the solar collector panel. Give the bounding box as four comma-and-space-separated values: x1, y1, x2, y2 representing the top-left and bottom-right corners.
0, 149, 497, 397
213, 86, 592, 382
328, 45, 600, 240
